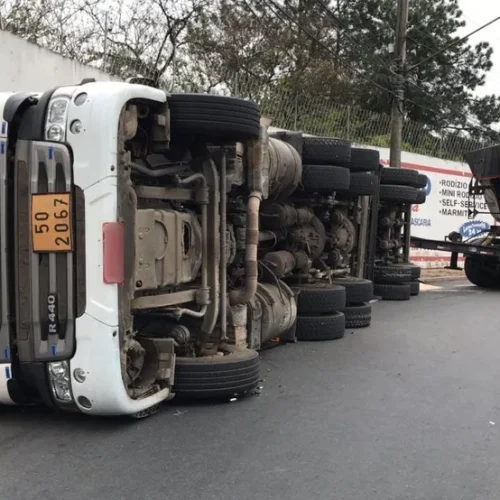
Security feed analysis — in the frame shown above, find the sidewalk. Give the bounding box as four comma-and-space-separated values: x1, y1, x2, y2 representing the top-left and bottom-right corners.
420, 267, 465, 282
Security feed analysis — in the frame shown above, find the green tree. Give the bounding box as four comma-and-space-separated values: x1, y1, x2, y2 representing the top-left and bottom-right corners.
343, 0, 500, 137
183, 0, 500, 149
183, 0, 354, 96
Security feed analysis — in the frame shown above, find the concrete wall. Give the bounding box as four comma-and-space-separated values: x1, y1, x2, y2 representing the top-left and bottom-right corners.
0, 30, 116, 92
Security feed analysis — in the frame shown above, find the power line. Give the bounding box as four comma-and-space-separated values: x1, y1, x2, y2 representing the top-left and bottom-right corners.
313, 4, 497, 110
408, 14, 500, 71
407, 27, 500, 82
269, 0, 449, 120
267, 0, 455, 118
312, 0, 389, 65
253, 0, 492, 133
312, 0, 417, 117
311, 2, 494, 127
403, 33, 499, 124
264, 0, 398, 97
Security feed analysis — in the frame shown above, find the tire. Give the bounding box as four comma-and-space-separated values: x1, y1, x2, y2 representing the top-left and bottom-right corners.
302, 164, 350, 193
173, 348, 260, 399
348, 148, 380, 172
168, 94, 260, 143
373, 283, 411, 301
345, 303, 372, 328
409, 281, 420, 296
394, 263, 421, 280
330, 277, 373, 304
295, 283, 346, 314
380, 167, 419, 186
380, 184, 419, 203
296, 312, 345, 341
374, 264, 413, 284
464, 256, 500, 289
302, 137, 351, 166
415, 189, 426, 204
339, 172, 378, 196
413, 174, 428, 188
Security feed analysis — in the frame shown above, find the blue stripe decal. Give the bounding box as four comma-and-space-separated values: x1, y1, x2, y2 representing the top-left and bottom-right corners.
51, 344, 56, 356
48, 147, 54, 160
0, 142, 4, 155
1, 122, 5, 135
5, 366, 10, 380
3, 347, 8, 360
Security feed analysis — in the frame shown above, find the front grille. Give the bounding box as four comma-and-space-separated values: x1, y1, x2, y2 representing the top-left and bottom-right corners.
15, 141, 75, 362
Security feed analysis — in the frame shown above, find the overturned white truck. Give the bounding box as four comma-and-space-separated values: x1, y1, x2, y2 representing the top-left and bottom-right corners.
0, 81, 417, 417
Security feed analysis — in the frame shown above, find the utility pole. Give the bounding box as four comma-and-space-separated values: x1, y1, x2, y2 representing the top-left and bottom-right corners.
389, 0, 409, 168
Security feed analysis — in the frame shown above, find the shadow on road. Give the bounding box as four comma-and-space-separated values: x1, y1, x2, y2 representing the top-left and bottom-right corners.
0, 392, 256, 430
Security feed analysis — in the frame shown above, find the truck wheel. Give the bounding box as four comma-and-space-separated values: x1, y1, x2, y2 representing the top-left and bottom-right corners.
302, 137, 351, 166
409, 281, 420, 296
413, 174, 428, 188
345, 303, 372, 328
302, 164, 350, 193
380, 184, 419, 203
415, 189, 426, 204
380, 167, 419, 186
347, 148, 380, 172
173, 348, 260, 399
392, 263, 420, 280
295, 283, 346, 314
464, 256, 500, 289
374, 264, 413, 284
168, 94, 260, 143
296, 312, 346, 341
330, 277, 373, 304
373, 283, 411, 301
339, 172, 378, 196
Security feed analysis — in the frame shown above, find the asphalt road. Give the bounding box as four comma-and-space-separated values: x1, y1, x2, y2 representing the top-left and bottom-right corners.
2, 278, 500, 500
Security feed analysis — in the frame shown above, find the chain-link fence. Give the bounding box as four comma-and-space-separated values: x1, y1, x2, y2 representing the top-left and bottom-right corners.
254, 94, 493, 163
165, 71, 494, 163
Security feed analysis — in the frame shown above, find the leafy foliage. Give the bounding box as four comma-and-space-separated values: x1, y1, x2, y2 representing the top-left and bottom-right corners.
0, 0, 499, 159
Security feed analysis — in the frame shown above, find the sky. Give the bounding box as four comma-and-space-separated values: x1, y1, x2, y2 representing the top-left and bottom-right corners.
458, 0, 500, 97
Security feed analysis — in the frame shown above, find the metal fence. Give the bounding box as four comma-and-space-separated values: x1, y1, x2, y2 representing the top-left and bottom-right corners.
253, 95, 492, 163
164, 72, 493, 163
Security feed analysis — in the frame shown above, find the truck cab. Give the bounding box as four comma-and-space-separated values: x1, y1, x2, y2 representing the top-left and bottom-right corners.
1, 84, 183, 415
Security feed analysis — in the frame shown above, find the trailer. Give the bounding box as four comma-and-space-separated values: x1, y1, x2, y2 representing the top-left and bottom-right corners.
410, 144, 500, 289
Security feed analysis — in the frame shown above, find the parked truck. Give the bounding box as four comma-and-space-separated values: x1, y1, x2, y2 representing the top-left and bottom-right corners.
0, 80, 428, 418
410, 145, 500, 288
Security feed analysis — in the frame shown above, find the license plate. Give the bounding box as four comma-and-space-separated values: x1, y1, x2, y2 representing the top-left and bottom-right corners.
31, 193, 73, 253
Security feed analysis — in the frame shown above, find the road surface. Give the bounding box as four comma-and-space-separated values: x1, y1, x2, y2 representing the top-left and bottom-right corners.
1, 279, 500, 500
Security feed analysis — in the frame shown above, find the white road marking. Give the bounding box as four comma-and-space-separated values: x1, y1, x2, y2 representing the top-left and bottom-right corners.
420, 281, 482, 293
420, 283, 444, 291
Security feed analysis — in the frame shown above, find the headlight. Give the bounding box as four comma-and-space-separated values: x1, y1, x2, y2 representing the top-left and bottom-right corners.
47, 360, 74, 403
45, 97, 70, 142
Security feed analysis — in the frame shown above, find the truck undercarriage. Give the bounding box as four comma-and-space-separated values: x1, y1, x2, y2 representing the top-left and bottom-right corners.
0, 81, 431, 417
